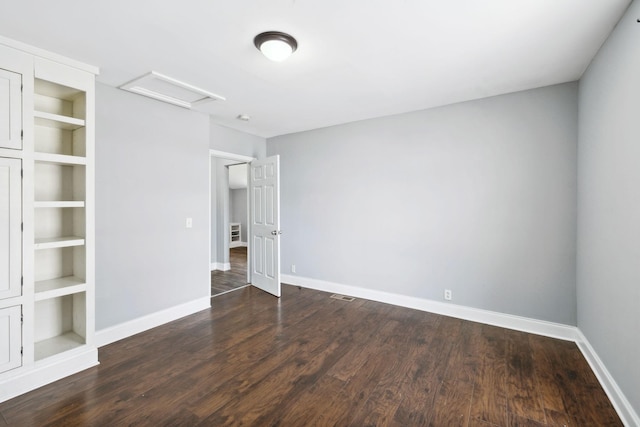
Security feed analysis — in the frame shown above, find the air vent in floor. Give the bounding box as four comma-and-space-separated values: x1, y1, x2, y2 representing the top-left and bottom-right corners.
330, 294, 355, 302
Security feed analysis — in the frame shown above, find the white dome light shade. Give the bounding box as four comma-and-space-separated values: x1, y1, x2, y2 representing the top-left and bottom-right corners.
254, 31, 298, 62
260, 39, 293, 61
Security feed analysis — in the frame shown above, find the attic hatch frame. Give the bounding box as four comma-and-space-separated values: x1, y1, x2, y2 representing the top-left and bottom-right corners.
119, 71, 225, 109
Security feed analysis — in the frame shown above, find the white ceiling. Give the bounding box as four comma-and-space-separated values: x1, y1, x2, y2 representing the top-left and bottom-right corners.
0, 0, 630, 138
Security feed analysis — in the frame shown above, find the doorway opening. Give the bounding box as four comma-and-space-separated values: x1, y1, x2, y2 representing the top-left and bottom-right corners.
209, 150, 254, 297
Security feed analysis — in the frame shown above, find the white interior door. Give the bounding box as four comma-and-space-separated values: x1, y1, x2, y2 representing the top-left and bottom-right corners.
0, 157, 21, 300
250, 155, 281, 297
0, 68, 22, 150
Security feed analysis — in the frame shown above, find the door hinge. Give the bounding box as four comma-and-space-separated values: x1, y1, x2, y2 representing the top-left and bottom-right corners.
21, 347, 23, 355
21, 129, 23, 140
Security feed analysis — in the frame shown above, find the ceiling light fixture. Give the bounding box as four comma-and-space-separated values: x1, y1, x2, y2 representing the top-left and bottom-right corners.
254, 31, 298, 62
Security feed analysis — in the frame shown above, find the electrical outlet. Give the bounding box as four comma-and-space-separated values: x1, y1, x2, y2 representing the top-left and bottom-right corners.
185, 218, 193, 228
444, 289, 452, 301
291, 264, 296, 273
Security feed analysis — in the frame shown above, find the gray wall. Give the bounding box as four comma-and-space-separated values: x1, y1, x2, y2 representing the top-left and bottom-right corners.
210, 122, 266, 159
268, 83, 578, 325
95, 84, 210, 330
230, 188, 248, 243
214, 158, 231, 265
577, 1, 640, 415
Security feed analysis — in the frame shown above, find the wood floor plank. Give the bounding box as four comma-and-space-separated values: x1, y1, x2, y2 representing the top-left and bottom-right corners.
268, 374, 349, 426
120, 293, 350, 424
348, 312, 436, 426
211, 247, 248, 295
468, 418, 502, 427
507, 412, 547, 427
325, 305, 398, 381
469, 324, 508, 426
505, 329, 546, 423
392, 316, 460, 426
528, 334, 575, 426
425, 379, 473, 426
447, 321, 484, 385
197, 300, 377, 425
554, 340, 622, 426
0, 285, 623, 426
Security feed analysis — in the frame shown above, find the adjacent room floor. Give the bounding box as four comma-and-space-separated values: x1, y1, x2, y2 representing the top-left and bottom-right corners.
0, 285, 621, 426
211, 246, 248, 296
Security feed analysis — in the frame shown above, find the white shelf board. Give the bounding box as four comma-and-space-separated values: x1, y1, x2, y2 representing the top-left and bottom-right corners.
35, 276, 86, 301
34, 152, 87, 166
34, 110, 85, 130
35, 332, 85, 361
34, 201, 85, 208
35, 78, 86, 100
34, 236, 85, 250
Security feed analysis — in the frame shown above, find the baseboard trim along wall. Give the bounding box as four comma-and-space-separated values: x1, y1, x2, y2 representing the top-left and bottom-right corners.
95, 297, 211, 347
281, 274, 639, 426
575, 330, 640, 427
210, 262, 231, 271
0, 348, 99, 403
281, 274, 577, 340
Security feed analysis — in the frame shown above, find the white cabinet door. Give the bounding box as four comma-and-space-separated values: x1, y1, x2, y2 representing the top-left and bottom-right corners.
0, 157, 21, 300
0, 305, 22, 374
0, 68, 22, 150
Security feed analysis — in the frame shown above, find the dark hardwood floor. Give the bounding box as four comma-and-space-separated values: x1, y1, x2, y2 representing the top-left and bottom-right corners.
0, 285, 621, 426
211, 246, 248, 296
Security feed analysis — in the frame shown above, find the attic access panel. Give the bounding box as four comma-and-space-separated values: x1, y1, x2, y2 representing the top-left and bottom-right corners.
119, 71, 225, 109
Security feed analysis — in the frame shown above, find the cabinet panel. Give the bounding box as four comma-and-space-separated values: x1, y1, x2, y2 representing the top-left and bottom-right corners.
0, 68, 22, 150
0, 305, 22, 374
0, 157, 21, 300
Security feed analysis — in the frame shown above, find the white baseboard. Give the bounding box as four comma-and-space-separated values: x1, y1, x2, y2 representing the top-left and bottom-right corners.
282, 274, 577, 341
210, 262, 231, 271
229, 242, 247, 248
575, 330, 640, 427
95, 296, 211, 347
282, 274, 638, 426
0, 347, 98, 403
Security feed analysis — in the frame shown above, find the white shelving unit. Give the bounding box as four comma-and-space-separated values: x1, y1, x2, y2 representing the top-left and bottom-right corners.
230, 222, 241, 248
0, 36, 98, 403
32, 61, 93, 363
34, 110, 85, 130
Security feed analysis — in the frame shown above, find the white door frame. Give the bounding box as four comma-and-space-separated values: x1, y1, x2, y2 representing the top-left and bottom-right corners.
209, 149, 255, 296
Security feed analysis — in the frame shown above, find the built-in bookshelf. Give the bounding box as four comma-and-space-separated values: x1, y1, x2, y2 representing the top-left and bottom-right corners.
32, 70, 91, 361
230, 222, 241, 248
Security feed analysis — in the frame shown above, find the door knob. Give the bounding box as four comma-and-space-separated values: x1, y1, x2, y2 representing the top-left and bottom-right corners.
271, 230, 282, 235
